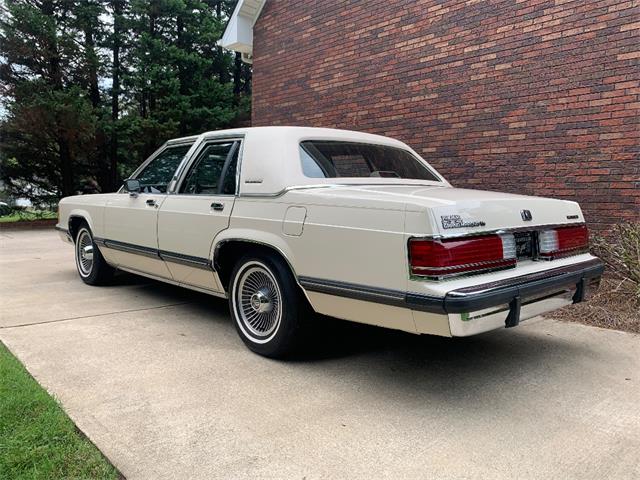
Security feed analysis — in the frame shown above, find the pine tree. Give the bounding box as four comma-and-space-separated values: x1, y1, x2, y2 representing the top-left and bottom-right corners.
0, 0, 248, 201
0, 0, 96, 199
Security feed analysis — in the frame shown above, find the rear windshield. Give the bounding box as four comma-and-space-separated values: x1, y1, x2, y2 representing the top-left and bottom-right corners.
299, 141, 440, 181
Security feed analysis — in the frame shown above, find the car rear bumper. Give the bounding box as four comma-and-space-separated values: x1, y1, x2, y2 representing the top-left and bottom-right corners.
407, 257, 604, 314
414, 257, 604, 337
300, 257, 604, 336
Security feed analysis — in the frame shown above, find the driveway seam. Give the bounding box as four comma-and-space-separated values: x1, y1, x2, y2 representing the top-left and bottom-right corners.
0, 302, 192, 329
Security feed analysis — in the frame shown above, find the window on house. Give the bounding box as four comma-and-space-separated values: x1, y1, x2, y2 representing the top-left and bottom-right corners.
299, 141, 440, 181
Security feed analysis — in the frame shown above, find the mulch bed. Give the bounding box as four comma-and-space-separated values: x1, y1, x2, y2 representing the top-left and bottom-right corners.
548, 277, 639, 334
0, 219, 57, 230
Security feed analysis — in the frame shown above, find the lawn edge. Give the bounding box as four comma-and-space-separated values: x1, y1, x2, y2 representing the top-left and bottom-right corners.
0, 340, 126, 480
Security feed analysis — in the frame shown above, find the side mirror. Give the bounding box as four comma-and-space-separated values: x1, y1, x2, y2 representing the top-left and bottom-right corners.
123, 179, 140, 196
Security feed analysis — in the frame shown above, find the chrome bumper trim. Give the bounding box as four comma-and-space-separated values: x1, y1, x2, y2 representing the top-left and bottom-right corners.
446, 258, 603, 298
408, 258, 604, 314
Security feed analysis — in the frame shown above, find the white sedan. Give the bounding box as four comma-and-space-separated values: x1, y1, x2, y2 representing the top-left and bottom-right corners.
57, 127, 603, 357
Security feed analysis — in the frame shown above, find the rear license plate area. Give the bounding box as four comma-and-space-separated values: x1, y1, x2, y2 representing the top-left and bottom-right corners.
514, 232, 534, 259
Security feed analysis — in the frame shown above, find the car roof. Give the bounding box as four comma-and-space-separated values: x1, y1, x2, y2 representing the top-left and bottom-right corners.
167, 126, 406, 148
163, 126, 445, 196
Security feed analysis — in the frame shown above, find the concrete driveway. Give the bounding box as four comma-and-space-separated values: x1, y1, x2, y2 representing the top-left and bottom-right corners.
1, 229, 639, 480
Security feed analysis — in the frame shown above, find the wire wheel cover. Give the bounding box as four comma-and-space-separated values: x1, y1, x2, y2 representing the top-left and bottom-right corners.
76, 230, 94, 276
237, 265, 282, 338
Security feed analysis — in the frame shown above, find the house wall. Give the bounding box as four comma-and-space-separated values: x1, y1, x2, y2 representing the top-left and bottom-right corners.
251, 0, 639, 230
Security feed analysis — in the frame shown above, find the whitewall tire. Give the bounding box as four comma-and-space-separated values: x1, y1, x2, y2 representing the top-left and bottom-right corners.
229, 253, 308, 358
74, 224, 114, 285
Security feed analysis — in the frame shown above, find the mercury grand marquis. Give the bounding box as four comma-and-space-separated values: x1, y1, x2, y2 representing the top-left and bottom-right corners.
56, 127, 604, 357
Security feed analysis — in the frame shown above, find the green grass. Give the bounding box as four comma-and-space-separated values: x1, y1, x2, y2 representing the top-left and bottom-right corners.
0, 211, 57, 223
0, 343, 120, 480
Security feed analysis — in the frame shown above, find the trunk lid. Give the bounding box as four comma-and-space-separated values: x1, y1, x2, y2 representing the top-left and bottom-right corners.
313, 184, 585, 234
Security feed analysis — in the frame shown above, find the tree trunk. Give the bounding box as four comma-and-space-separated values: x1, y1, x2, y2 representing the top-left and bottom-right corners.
41, 0, 74, 197
215, 1, 229, 83
110, 0, 123, 191
177, 13, 187, 135
233, 51, 242, 100
84, 24, 101, 108
82, 4, 108, 190
148, 12, 156, 114
58, 138, 74, 197
243, 62, 252, 95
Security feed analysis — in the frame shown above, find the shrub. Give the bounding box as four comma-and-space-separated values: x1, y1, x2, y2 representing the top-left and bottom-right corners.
592, 222, 640, 301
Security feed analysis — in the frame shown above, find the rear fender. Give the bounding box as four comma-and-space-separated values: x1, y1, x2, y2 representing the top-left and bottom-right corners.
211, 229, 311, 300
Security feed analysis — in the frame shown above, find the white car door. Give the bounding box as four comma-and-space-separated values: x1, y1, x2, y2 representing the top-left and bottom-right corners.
157, 139, 241, 292
102, 143, 193, 279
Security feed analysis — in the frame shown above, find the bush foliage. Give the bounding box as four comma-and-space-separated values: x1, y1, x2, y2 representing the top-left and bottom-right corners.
593, 222, 640, 300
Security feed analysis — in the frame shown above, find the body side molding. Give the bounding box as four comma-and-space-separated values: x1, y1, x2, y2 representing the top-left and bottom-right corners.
298, 276, 445, 313
299, 258, 604, 315
94, 237, 213, 270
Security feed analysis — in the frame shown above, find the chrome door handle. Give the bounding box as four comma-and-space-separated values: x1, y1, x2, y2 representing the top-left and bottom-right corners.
146, 199, 156, 207
211, 202, 224, 211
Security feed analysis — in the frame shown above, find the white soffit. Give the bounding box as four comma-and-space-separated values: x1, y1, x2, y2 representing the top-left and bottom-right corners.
219, 0, 266, 57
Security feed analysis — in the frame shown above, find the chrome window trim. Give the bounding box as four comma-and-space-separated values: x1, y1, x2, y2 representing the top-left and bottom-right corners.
167, 139, 208, 193
233, 137, 245, 197
171, 135, 245, 196
238, 184, 340, 198
118, 140, 196, 194
297, 139, 446, 184
166, 135, 199, 146
238, 182, 449, 199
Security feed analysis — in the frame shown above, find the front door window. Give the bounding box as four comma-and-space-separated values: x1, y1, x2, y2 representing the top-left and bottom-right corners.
135, 145, 192, 193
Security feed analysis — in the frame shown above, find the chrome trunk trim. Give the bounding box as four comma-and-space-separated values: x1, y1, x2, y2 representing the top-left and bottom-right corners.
411, 222, 586, 241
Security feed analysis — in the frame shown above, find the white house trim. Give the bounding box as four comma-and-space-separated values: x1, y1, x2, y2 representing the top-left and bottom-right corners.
219, 0, 266, 63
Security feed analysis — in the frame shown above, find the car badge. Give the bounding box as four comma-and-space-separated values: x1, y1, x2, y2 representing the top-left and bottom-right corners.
441, 215, 486, 229
521, 209, 533, 221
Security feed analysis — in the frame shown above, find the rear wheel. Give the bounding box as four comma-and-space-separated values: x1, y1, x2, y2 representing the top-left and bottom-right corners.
229, 253, 308, 358
74, 224, 114, 285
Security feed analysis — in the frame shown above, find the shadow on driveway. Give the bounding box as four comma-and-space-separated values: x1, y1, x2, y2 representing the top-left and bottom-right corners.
126, 270, 597, 411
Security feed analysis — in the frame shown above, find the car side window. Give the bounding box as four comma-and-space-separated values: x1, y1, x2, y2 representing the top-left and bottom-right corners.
180, 141, 239, 195
135, 144, 192, 193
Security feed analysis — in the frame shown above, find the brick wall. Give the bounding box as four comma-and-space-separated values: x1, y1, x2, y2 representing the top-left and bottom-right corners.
252, 0, 639, 230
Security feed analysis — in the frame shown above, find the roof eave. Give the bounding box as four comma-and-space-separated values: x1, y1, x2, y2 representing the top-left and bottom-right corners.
218, 0, 266, 60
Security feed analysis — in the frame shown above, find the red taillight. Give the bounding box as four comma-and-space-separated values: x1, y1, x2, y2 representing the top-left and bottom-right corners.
539, 224, 589, 259
409, 234, 516, 278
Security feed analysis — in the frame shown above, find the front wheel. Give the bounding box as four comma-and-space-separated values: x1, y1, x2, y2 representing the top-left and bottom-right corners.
74, 224, 114, 285
229, 253, 309, 358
